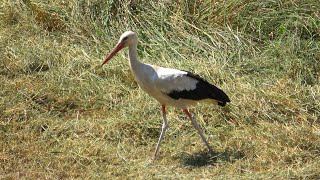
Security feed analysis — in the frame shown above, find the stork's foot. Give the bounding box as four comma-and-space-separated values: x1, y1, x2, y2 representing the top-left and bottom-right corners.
152, 154, 158, 161
208, 147, 214, 155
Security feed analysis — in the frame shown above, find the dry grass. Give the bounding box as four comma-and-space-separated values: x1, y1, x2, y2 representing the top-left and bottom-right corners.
1, 0, 320, 179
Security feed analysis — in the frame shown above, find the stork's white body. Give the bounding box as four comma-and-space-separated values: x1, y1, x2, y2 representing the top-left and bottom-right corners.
102, 31, 230, 160
127, 42, 202, 109
130, 64, 200, 109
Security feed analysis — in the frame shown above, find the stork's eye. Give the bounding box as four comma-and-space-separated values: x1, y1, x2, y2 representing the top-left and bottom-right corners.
122, 37, 128, 41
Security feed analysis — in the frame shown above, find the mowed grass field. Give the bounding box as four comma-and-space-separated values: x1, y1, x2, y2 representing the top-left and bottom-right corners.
1, 0, 320, 179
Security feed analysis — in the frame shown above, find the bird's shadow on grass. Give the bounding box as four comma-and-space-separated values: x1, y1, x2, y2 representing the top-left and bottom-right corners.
177, 149, 245, 167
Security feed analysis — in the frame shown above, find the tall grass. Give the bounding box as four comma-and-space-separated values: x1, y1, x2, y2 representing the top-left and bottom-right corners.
1, 0, 319, 179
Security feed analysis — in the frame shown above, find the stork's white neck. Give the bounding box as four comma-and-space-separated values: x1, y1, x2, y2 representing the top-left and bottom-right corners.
128, 43, 142, 69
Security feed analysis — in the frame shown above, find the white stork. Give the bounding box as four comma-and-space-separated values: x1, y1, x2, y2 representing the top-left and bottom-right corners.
101, 31, 230, 160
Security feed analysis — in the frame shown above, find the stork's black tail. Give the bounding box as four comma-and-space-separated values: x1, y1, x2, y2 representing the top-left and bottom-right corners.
165, 71, 230, 107
185, 72, 230, 107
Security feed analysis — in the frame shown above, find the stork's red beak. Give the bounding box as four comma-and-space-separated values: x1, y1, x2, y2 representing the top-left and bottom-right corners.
101, 43, 125, 66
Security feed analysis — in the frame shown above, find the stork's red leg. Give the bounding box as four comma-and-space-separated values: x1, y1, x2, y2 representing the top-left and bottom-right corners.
183, 109, 213, 154
153, 105, 168, 160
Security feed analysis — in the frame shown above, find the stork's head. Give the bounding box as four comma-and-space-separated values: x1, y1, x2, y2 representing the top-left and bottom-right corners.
101, 31, 137, 66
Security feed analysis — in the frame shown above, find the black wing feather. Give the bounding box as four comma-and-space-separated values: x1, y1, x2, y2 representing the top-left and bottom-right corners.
166, 71, 230, 106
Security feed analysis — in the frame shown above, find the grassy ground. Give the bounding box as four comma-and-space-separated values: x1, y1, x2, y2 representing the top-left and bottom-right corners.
1, 0, 320, 179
